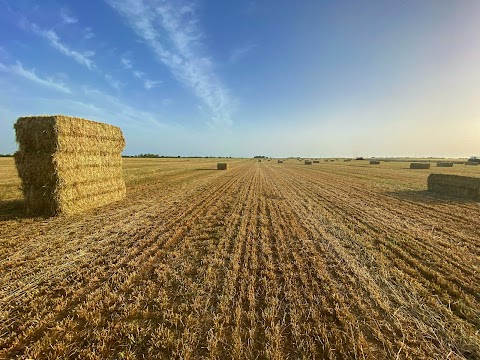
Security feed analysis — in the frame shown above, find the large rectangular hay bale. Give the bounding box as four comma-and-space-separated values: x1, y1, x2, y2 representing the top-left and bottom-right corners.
428, 174, 480, 200
410, 162, 430, 169
313, 160, 320, 163
465, 161, 478, 166
304, 160, 312, 165
277, 160, 284, 164
14, 115, 126, 215
370, 160, 380, 164
436, 162, 454, 167
217, 163, 227, 170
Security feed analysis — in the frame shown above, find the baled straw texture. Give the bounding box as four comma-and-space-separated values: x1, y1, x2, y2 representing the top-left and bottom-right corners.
217, 163, 227, 170
428, 174, 480, 200
370, 160, 380, 165
313, 160, 320, 163
14, 115, 126, 215
278, 160, 284, 164
410, 163, 430, 169
304, 160, 312, 165
436, 162, 454, 167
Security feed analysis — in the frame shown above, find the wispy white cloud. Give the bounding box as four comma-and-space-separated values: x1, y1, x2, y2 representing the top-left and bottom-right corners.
84, 27, 96, 40
104, 74, 123, 90
144, 79, 162, 90
105, 0, 234, 127
28, 22, 95, 70
120, 55, 161, 89
133, 70, 144, 79
0, 61, 71, 93
60, 9, 78, 24
121, 56, 132, 69
229, 43, 256, 63
82, 86, 167, 127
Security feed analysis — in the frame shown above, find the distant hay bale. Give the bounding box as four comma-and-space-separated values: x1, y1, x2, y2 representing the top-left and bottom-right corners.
14, 115, 126, 216
304, 160, 312, 165
436, 162, 454, 167
344, 159, 352, 162
313, 160, 319, 163
258, 159, 262, 162
370, 160, 380, 165
217, 163, 227, 170
277, 160, 283, 164
428, 174, 480, 200
465, 161, 478, 166
324, 159, 329, 162
410, 162, 430, 169
330, 159, 335, 162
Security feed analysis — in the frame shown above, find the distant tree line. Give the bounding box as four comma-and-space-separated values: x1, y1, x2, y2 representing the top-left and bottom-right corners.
0, 154, 13, 157
254, 155, 267, 159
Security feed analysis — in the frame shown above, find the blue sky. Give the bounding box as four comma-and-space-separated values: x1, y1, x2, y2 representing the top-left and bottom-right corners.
0, 0, 479, 157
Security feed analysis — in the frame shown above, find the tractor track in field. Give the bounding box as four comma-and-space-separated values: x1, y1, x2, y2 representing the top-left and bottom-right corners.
0, 160, 478, 359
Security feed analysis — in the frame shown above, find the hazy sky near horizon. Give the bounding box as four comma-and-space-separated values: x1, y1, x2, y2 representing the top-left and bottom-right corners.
0, 0, 479, 157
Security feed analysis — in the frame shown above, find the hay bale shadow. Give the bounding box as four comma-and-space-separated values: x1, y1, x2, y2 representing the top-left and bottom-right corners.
387, 190, 476, 204
0, 199, 32, 221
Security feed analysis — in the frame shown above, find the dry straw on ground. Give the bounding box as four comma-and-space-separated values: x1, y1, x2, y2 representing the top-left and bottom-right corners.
14, 115, 126, 215
428, 174, 480, 200
436, 162, 454, 167
410, 163, 430, 169
217, 163, 227, 170
370, 160, 380, 164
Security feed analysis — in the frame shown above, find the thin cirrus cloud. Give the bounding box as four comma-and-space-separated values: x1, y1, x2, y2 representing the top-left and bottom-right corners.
105, 0, 234, 127
84, 27, 96, 40
26, 21, 96, 70
229, 43, 256, 63
0, 61, 71, 93
120, 56, 133, 69
144, 79, 162, 90
120, 56, 161, 90
60, 9, 78, 24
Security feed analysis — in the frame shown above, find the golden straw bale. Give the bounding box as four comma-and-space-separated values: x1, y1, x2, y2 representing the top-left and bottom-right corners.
410, 163, 430, 169
436, 162, 454, 167
217, 163, 227, 170
14, 115, 126, 215
428, 174, 480, 200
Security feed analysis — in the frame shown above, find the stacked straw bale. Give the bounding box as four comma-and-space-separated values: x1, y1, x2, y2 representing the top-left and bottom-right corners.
305, 160, 312, 165
370, 160, 380, 165
410, 163, 430, 169
436, 162, 454, 167
428, 174, 480, 200
217, 163, 227, 170
277, 160, 284, 164
14, 115, 126, 215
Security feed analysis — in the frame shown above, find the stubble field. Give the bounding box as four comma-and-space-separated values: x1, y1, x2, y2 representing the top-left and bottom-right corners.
0, 157, 479, 359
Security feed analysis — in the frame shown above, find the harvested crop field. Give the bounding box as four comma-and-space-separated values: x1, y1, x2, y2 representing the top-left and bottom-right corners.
1, 158, 479, 359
